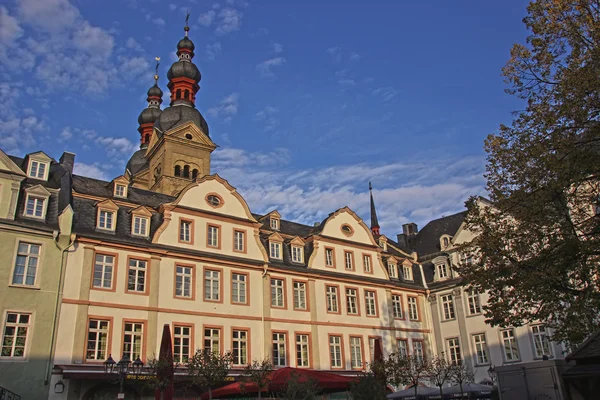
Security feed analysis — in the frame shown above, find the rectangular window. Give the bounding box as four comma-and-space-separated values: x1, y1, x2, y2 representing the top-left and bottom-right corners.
413, 340, 424, 364
232, 329, 248, 366
270, 218, 279, 230
436, 263, 448, 279
292, 246, 303, 263
363, 254, 372, 273
29, 160, 47, 179
441, 294, 455, 320
329, 335, 343, 368
231, 273, 247, 304
350, 336, 363, 369
392, 294, 403, 319
173, 325, 192, 363
325, 248, 335, 267
127, 258, 147, 293
204, 327, 221, 354
388, 263, 397, 278
132, 215, 149, 236
12, 242, 40, 286
93, 253, 115, 289
123, 322, 144, 361
1, 313, 30, 358
501, 329, 520, 361
467, 290, 482, 315
175, 265, 193, 298
98, 210, 115, 230
293, 281, 307, 310
472, 333, 489, 365
369, 337, 376, 362
270, 242, 281, 259
296, 333, 310, 367
407, 297, 419, 321
115, 184, 126, 197
365, 290, 377, 316
271, 278, 285, 307
207, 225, 220, 248
25, 196, 45, 218
447, 338, 462, 365
179, 220, 192, 243
204, 269, 220, 301
531, 325, 552, 358
86, 319, 110, 361
397, 339, 408, 357
273, 332, 287, 366
344, 251, 354, 270
403, 265, 413, 281
346, 288, 358, 315
234, 230, 245, 252
326, 286, 339, 313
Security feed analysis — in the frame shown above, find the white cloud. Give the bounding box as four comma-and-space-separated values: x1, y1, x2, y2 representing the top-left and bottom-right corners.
215, 8, 242, 35
119, 56, 150, 78
338, 79, 355, 86
17, 0, 80, 32
0, 6, 23, 44
95, 136, 138, 159
350, 52, 360, 61
326, 46, 342, 62
169, 4, 177, 11
372, 86, 398, 102
207, 93, 239, 122
254, 106, 279, 131
125, 37, 143, 52
73, 162, 110, 180
59, 127, 72, 141
256, 57, 286, 78
199, 10, 216, 26
272, 42, 283, 53
205, 42, 222, 61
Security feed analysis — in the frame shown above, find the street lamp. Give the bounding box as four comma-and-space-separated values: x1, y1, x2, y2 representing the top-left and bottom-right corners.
104, 354, 144, 399
487, 365, 497, 385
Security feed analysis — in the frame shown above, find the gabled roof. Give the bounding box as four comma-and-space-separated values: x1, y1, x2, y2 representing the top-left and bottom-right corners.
566, 329, 600, 362
413, 211, 467, 257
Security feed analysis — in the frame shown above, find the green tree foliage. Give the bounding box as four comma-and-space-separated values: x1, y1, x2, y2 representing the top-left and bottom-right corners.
349, 371, 387, 400
278, 370, 320, 400
457, 0, 600, 346
241, 358, 273, 400
449, 362, 475, 398
384, 354, 431, 398
187, 348, 233, 400
429, 356, 452, 397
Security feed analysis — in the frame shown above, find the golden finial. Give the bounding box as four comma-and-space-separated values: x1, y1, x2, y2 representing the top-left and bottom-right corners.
184, 10, 190, 36
154, 56, 160, 82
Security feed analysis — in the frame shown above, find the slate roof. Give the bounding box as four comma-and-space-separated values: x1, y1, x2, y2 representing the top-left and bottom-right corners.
566, 329, 600, 362
412, 211, 467, 257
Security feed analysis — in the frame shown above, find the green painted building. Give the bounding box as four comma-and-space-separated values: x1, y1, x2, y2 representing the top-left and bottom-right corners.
0, 149, 74, 399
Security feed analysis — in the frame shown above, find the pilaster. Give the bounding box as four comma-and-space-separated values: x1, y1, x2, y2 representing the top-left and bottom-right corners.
146, 255, 161, 359
308, 279, 320, 368
71, 245, 94, 363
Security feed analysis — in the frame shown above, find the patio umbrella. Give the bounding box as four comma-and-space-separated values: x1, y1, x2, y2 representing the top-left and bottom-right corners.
200, 367, 356, 399
437, 383, 493, 398
155, 324, 174, 400
387, 385, 438, 399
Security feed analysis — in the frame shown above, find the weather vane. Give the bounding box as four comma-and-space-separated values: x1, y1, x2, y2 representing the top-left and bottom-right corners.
154, 56, 160, 82
184, 10, 191, 36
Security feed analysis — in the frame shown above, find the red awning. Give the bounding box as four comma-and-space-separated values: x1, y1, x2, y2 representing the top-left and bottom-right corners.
200, 367, 356, 399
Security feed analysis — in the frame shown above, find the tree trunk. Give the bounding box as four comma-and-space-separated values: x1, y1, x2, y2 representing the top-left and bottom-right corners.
258, 389, 261, 400
459, 383, 464, 399
208, 386, 212, 400
439, 386, 443, 397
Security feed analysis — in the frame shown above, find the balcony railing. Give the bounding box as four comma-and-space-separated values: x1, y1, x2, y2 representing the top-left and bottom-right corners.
0, 387, 21, 400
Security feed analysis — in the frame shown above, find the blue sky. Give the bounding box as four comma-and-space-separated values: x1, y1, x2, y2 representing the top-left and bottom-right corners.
0, 0, 529, 236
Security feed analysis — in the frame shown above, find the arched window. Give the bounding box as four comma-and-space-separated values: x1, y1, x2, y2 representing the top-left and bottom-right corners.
176, 89, 182, 99
184, 89, 190, 100
144, 134, 150, 143
183, 165, 190, 178
174, 165, 181, 177
192, 169, 199, 180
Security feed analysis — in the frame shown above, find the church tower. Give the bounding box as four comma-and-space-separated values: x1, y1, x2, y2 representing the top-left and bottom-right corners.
126, 19, 216, 195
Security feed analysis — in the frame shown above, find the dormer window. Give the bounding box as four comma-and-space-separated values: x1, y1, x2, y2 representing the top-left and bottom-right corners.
292, 246, 303, 263
23, 185, 51, 220
441, 235, 451, 249
96, 199, 118, 232
270, 218, 279, 230
379, 239, 387, 251
270, 241, 282, 259
28, 160, 49, 180
114, 184, 127, 198
388, 262, 397, 278
436, 263, 449, 280
402, 264, 413, 281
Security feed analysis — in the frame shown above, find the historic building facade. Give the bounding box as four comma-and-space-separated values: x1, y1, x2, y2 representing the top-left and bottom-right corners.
0, 23, 564, 400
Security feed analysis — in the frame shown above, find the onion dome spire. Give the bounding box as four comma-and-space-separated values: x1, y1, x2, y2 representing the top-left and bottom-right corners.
369, 182, 380, 236
137, 57, 163, 148
167, 13, 201, 107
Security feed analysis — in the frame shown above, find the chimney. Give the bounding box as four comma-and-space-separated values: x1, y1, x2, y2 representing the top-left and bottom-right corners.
59, 152, 76, 174
403, 222, 418, 237
397, 233, 409, 249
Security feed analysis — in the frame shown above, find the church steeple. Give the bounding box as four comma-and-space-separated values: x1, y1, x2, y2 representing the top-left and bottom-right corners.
137, 58, 163, 148
166, 14, 201, 107
369, 182, 380, 236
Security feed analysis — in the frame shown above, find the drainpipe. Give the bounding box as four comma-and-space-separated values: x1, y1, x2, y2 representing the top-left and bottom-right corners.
261, 265, 268, 359
44, 233, 76, 385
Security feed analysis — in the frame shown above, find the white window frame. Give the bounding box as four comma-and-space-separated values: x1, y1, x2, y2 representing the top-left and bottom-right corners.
234, 230, 245, 252
350, 336, 363, 368
175, 265, 193, 298
325, 248, 334, 267
86, 319, 110, 361
346, 288, 358, 315
27, 159, 49, 180
403, 264, 413, 281
179, 220, 192, 243
447, 337, 462, 365
204, 269, 220, 301
1, 312, 31, 358
232, 329, 248, 366
531, 325, 552, 358
388, 262, 397, 278
24, 195, 47, 219
344, 251, 353, 270
231, 273, 247, 304
207, 225, 219, 248
326, 286, 339, 313
97, 209, 116, 231
92, 253, 115, 289
472, 333, 489, 365
114, 183, 127, 198
122, 322, 144, 361
467, 289, 482, 315
363, 254, 371, 273
127, 258, 147, 293
270, 218, 280, 230
392, 294, 403, 319
441, 294, 455, 320
296, 334, 310, 367
271, 278, 285, 307
132, 215, 149, 237
11, 242, 41, 287
269, 241, 282, 259
272, 332, 287, 366
412, 340, 424, 364
329, 335, 343, 368
397, 339, 408, 357
204, 327, 221, 354
365, 290, 377, 316
291, 245, 303, 263
407, 296, 419, 321
436, 262, 449, 280
293, 281, 307, 310
173, 325, 191, 363
501, 329, 520, 362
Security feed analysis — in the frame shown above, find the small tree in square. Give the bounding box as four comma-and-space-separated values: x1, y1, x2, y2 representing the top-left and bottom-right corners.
279, 370, 320, 400
385, 353, 431, 398
449, 361, 475, 398
429, 355, 453, 397
187, 348, 233, 400
241, 358, 274, 400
